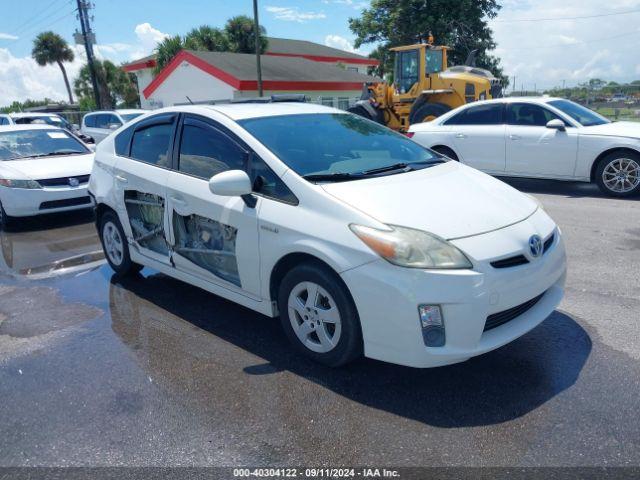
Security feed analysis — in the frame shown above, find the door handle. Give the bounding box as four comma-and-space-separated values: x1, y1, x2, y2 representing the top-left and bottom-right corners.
115, 175, 128, 183
509, 134, 521, 140
169, 196, 187, 207
455, 133, 467, 139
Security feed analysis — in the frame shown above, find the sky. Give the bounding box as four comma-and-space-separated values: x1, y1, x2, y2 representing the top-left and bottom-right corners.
1, 0, 640, 105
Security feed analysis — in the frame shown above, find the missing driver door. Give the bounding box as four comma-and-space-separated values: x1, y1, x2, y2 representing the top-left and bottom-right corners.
165, 115, 261, 298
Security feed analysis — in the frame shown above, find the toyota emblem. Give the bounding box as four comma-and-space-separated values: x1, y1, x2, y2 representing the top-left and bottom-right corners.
529, 234, 543, 258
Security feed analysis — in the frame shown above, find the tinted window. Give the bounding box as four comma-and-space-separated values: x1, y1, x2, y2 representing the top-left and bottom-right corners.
239, 113, 440, 178
507, 103, 561, 126
114, 125, 134, 157
425, 49, 443, 74
95, 114, 121, 129
178, 121, 246, 178
0, 118, 8, 126
445, 103, 504, 125
547, 99, 609, 127
84, 114, 96, 128
249, 156, 297, 204
395, 50, 419, 93
130, 123, 173, 167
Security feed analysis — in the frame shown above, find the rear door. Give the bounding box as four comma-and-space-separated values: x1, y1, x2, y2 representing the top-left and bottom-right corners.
165, 114, 262, 298
447, 102, 506, 173
113, 113, 177, 266
505, 103, 578, 178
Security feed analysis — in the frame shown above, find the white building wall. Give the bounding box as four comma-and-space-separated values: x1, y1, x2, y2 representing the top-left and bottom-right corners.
144, 61, 237, 108
234, 89, 363, 109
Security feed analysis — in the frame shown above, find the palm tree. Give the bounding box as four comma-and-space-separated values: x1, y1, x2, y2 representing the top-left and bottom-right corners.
154, 35, 184, 73
184, 25, 229, 52
225, 15, 267, 54
32, 31, 75, 104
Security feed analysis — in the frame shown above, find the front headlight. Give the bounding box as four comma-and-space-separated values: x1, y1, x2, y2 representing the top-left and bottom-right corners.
350, 224, 472, 269
0, 179, 42, 189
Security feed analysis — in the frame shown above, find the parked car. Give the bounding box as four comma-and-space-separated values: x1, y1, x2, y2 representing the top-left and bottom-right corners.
0, 125, 94, 225
10, 112, 94, 144
81, 109, 147, 144
89, 103, 566, 368
0, 114, 14, 126
408, 97, 640, 197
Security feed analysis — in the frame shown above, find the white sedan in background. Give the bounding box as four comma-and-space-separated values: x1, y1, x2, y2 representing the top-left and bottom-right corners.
0, 125, 94, 225
408, 97, 640, 197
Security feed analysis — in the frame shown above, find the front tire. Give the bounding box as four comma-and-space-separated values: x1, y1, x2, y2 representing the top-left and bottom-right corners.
98, 210, 143, 276
278, 263, 362, 367
595, 152, 640, 197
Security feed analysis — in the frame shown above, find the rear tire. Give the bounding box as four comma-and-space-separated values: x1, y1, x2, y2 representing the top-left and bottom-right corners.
347, 104, 384, 124
278, 262, 363, 367
431, 145, 459, 161
595, 151, 640, 197
409, 102, 450, 124
98, 210, 143, 276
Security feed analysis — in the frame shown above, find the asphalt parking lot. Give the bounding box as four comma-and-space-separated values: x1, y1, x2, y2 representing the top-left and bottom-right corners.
0, 178, 638, 469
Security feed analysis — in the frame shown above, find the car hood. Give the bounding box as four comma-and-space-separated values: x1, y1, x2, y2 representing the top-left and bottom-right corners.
0, 153, 94, 180
321, 162, 538, 240
580, 121, 640, 139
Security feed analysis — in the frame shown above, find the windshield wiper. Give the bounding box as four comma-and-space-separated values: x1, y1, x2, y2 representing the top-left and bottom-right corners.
302, 172, 366, 182
28, 151, 85, 158
361, 159, 444, 176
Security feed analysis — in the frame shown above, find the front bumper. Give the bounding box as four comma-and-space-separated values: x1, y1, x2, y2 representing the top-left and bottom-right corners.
0, 184, 94, 217
341, 209, 567, 368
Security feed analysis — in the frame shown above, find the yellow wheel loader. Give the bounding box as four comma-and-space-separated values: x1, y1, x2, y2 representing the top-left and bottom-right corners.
348, 34, 502, 132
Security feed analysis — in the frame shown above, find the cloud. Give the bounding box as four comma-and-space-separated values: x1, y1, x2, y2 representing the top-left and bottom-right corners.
324, 35, 357, 53
489, 0, 640, 90
0, 33, 18, 41
265, 6, 326, 22
0, 23, 169, 106
321, 0, 368, 8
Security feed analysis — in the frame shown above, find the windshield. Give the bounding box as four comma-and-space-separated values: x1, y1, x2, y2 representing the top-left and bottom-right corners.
548, 99, 610, 127
0, 129, 89, 161
426, 49, 443, 74
120, 113, 143, 123
239, 113, 442, 181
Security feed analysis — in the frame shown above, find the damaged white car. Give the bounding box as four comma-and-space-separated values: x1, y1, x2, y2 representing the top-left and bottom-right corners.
89, 103, 566, 368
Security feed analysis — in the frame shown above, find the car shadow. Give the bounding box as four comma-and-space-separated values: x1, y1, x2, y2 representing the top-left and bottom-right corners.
498, 176, 640, 200
109, 272, 591, 429
2, 208, 95, 233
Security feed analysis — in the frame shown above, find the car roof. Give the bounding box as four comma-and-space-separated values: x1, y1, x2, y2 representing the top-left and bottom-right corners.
147, 102, 344, 121
0, 124, 64, 132
87, 109, 147, 115
9, 112, 61, 118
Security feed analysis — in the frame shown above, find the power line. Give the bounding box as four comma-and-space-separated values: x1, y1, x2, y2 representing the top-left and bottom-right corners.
4, 8, 77, 47
3, 0, 70, 37
494, 7, 640, 22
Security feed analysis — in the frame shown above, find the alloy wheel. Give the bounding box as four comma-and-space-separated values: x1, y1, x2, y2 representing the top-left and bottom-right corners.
102, 221, 124, 266
602, 158, 640, 193
287, 281, 342, 353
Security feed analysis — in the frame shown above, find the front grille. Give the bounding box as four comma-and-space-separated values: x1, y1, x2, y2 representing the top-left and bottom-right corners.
483, 292, 545, 332
543, 233, 555, 253
490, 255, 529, 269
38, 174, 90, 187
39, 196, 92, 210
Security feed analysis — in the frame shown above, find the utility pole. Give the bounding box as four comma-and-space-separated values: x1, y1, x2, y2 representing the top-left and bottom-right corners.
253, 0, 263, 97
75, 0, 101, 108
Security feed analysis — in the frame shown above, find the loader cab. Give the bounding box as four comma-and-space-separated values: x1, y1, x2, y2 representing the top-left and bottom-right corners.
392, 44, 449, 94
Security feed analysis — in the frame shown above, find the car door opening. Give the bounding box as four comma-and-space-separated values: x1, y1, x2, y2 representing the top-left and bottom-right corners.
172, 212, 240, 287
124, 191, 168, 255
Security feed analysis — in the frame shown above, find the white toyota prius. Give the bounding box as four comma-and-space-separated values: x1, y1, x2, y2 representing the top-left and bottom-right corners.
89, 102, 566, 368
0, 125, 94, 225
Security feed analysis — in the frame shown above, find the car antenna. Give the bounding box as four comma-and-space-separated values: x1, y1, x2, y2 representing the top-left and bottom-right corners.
185, 96, 194, 105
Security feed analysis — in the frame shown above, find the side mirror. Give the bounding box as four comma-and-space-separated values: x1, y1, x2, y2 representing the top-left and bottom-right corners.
546, 119, 566, 131
209, 170, 253, 197
108, 123, 121, 130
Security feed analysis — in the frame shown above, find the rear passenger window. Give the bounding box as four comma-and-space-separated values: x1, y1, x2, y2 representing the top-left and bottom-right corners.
114, 126, 134, 157
130, 123, 173, 167
178, 121, 246, 179
84, 114, 96, 128
445, 103, 504, 125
